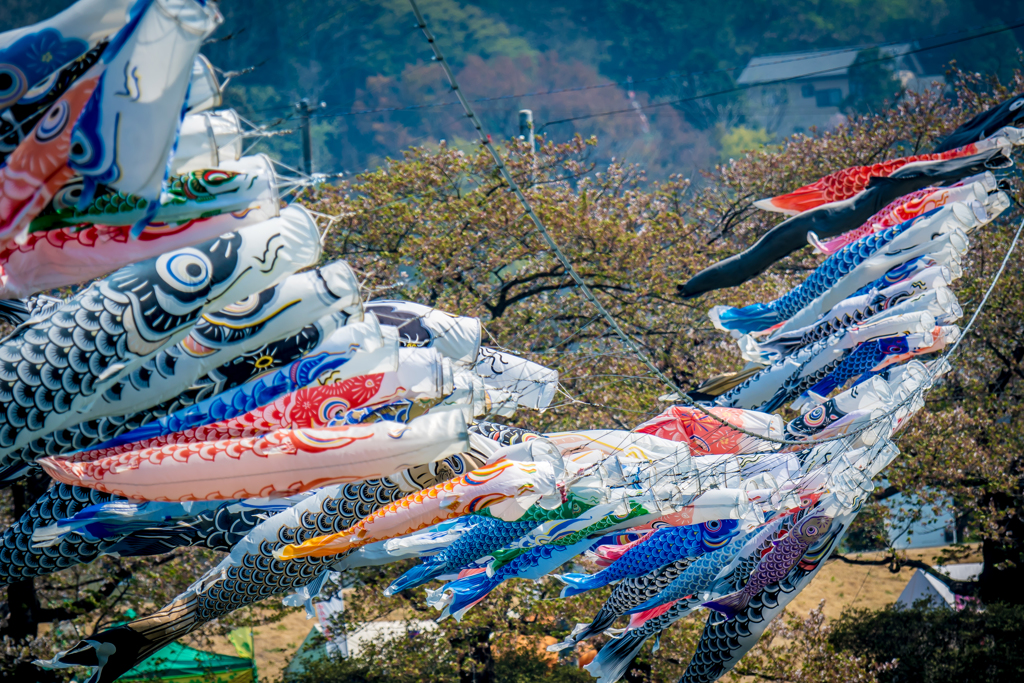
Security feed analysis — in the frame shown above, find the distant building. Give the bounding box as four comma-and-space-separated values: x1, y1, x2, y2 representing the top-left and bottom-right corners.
881, 488, 957, 550
736, 44, 946, 137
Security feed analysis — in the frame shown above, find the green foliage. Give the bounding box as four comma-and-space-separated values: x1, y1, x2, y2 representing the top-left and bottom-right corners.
717, 125, 774, 162
212, 0, 1021, 174
733, 601, 896, 682
281, 624, 462, 683
493, 648, 594, 683
10, 0, 1018, 176
280, 633, 593, 683
829, 602, 1024, 683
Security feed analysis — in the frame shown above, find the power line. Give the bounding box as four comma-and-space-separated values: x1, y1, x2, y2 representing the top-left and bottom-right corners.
253, 16, 1024, 127
538, 19, 1024, 130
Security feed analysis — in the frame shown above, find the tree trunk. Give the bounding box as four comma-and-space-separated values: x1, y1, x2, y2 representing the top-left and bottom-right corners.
3, 477, 44, 641
978, 498, 1024, 605
1, 475, 63, 682
3, 474, 52, 632
977, 455, 1024, 605
5, 577, 41, 642
459, 628, 495, 683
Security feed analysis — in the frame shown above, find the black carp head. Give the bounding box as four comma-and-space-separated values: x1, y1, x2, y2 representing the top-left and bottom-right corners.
185, 261, 360, 353
186, 286, 290, 352
101, 233, 243, 350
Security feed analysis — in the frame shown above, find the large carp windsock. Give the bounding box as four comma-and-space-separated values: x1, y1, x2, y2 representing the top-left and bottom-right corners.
0, 206, 320, 458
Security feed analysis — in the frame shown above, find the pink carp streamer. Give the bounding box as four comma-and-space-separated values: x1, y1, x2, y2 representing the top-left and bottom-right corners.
40, 406, 470, 501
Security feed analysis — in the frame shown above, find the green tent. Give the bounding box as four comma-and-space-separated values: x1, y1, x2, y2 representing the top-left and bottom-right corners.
116, 640, 257, 683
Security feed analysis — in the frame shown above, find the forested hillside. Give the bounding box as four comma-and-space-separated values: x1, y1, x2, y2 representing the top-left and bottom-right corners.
2, 0, 1021, 175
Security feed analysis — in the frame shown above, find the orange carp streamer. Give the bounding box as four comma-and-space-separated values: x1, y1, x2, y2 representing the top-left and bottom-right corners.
633, 405, 782, 454
275, 458, 556, 559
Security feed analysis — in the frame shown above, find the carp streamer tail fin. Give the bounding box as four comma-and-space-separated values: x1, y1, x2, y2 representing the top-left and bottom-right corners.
0, 299, 31, 326
39, 597, 198, 683
385, 560, 444, 595
556, 572, 602, 598
754, 187, 827, 215
547, 605, 619, 652
584, 630, 653, 683
702, 590, 750, 620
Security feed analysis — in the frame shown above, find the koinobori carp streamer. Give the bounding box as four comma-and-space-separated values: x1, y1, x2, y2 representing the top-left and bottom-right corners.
3, 3, 1016, 682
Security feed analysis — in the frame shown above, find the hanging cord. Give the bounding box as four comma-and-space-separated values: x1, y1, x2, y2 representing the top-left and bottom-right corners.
408, 0, 1012, 448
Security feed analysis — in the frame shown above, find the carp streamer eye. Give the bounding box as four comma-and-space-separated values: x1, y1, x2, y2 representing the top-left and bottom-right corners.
35, 100, 70, 142
68, 127, 98, 167
158, 249, 213, 293
220, 294, 261, 316
803, 405, 826, 427
0, 64, 27, 109
50, 180, 84, 211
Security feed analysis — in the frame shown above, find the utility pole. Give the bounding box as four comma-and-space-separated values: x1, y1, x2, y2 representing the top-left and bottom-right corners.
518, 109, 535, 154
296, 98, 312, 175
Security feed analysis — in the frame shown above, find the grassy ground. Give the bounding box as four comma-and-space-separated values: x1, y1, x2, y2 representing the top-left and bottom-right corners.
206, 609, 314, 681
786, 544, 981, 620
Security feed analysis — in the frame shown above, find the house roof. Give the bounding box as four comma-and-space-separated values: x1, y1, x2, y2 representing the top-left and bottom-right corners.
736, 44, 917, 85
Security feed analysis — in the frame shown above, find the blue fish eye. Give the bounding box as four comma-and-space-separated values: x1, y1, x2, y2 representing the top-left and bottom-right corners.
157, 249, 213, 293
35, 100, 70, 142
0, 64, 27, 109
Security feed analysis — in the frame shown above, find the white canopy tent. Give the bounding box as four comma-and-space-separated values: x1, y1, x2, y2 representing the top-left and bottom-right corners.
896, 563, 982, 609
